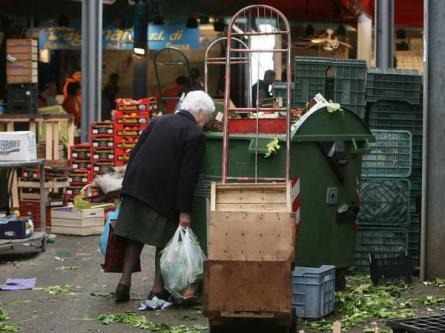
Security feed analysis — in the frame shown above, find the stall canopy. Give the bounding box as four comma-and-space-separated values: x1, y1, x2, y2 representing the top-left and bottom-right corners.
0, 0, 423, 26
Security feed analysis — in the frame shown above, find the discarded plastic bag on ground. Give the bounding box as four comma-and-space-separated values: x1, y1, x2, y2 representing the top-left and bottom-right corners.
160, 226, 206, 300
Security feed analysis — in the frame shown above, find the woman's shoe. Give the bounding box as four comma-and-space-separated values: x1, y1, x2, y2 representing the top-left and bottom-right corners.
115, 283, 130, 303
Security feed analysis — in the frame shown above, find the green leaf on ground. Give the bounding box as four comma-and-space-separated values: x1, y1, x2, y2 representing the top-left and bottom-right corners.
0, 307, 19, 332
98, 312, 208, 332
34, 285, 75, 295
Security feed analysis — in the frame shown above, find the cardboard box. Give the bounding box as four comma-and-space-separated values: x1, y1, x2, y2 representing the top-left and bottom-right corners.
51, 206, 104, 236
0, 131, 36, 161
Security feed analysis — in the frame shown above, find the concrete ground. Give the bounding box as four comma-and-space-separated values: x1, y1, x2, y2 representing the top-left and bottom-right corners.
0, 235, 208, 333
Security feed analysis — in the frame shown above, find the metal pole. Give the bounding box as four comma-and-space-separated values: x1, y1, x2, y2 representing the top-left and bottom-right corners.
423, 0, 445, 278
375, 0, 394, 68
81, 0, 103, 142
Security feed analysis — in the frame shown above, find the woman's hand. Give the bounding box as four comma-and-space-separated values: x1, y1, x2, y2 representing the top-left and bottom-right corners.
179, 212, 191, 229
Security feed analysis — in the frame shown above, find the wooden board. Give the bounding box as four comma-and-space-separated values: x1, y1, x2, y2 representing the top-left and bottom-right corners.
204, 260, 292, 319
208, 211, 295, 261
211, 182, 291, 213
7, 75, 38, 84
50, 225, 103, 236
7, 46, 38, 55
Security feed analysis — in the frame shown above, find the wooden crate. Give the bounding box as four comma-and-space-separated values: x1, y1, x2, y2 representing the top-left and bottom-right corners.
7, 75, 38, 84
210, 182, 292, 212
7, 53, 38, 61
204, 260, 292, 319
208, 211, 295, 261
7, 61, 38, 76
6, 39, 38, 54
50, 207, 104, 236
208, 182, 296, 261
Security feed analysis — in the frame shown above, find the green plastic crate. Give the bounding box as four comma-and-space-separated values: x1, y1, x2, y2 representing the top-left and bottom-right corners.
366, 68, 422, 105
362, 130, 412, 178
294, 57, 366, 118
359, 178, 411, 226
354, 226, 408, 272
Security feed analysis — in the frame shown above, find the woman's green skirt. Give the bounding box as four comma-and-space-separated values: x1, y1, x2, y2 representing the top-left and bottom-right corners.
114, 195, 177, 248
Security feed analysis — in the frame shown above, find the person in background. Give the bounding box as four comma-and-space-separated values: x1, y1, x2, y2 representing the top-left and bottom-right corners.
62, 82, 81, 127
161, 76, 190, 114
38, 82, 58, 108
113, 90, 215, 303
252, 69, 276, 107
102, 73, 120, 120
63, 69, 81, 99
187, 68, 204, 92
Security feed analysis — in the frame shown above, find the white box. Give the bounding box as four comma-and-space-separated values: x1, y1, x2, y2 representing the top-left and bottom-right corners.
0, 131, 36, 161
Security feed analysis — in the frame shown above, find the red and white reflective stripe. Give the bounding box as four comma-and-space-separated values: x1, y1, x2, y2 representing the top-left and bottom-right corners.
291, 178, 301, 222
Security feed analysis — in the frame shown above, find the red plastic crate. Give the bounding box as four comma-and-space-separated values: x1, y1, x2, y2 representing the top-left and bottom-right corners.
92, 161, 114, 174
91, 136, 114, 149
90, 121, 114, 135
228, 118, 287, 134
114, 111, 149, 125
70, 144, 91, 160
115, 98, 150, 112
115, 140, 138, 149
92, 148, 114, 161
114, 160, 128, 167
19, 200, 52, 229
68, 168, 92, 185
114, 126, 144, 137
114, 147, 132, 156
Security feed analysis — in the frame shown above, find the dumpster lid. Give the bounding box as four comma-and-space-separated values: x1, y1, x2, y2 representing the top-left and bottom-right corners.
291, 102, 374, 143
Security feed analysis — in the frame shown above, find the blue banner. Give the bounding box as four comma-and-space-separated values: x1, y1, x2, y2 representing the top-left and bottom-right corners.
148, 24, 199, 50
38, 23, 199, 51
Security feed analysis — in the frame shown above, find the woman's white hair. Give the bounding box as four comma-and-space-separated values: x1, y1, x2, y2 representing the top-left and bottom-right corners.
181, 90, 215, 116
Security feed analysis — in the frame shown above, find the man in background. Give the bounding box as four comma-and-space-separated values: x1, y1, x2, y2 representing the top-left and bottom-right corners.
102, 73, 120, 120
252, 69, 276, 107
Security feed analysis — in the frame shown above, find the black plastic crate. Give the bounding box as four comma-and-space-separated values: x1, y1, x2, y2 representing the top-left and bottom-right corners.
6, 84, 38, 114
387, 314, 445, 332
369, 252, 412, 286
354, 226, 408, 272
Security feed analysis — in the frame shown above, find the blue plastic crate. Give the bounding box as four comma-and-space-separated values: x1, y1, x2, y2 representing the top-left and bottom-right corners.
354, 226, 408, 272
366, 68, 422, 105
359, 178, 411, 226
362, 130, 412, 178
292, 265, 335, 318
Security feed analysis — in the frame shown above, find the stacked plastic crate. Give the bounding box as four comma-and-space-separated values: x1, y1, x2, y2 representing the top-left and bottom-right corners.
365, 68, 423, 269
66, 144, 93, 202
292, 57, 367, 118
355, 130, 413, 272
114, 98, 151, 166
90, 122, 115, 176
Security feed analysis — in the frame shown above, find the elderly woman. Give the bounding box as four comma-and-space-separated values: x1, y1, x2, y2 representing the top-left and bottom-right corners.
114, 90, 215, 303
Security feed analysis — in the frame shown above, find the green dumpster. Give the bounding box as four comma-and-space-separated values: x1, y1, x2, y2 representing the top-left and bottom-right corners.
193, 106, 374, 277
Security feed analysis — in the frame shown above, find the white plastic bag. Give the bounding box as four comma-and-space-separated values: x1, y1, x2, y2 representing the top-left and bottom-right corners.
160, 226, 206, 300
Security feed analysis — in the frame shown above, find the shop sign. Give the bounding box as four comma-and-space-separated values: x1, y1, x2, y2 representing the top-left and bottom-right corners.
148, 24, 199, 50
39, 23, 199, 51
